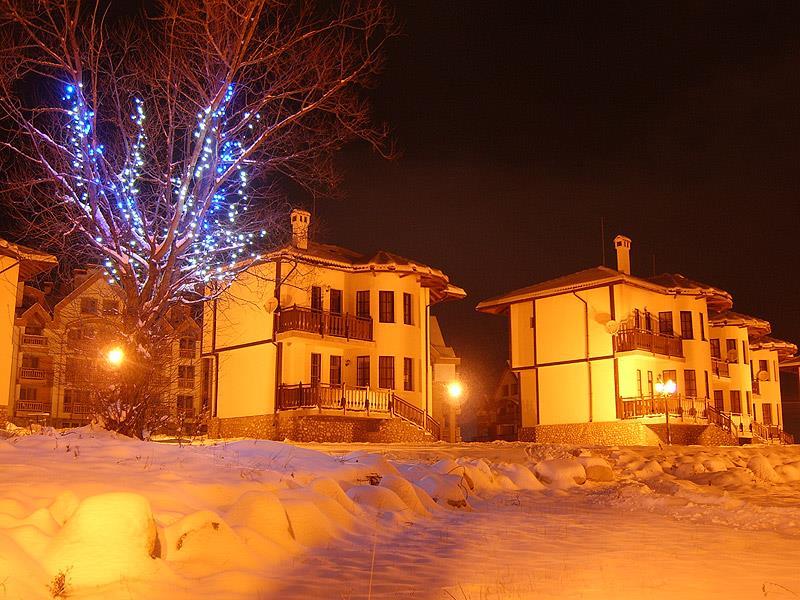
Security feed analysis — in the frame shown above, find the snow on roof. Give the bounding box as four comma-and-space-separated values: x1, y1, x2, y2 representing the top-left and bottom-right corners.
749, 335, 798, 358
0, 238, 57, 280
709, 310, 771, 337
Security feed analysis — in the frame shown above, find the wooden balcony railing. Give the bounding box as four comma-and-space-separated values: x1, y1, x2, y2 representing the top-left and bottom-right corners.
706, 404, 736, 437
20, 367, 48, 380
178, 378, 195, 389
613, 327, 683, 358
277, 306, 373, 341
620, 394, 706, 420
711, 358, 730, 378
16, 400, 50, 413
63, 403, 91, 415
750, 421, 792, 444
179, 349, 196, 359
276, 383, 441, 440
22, 335, 47, 347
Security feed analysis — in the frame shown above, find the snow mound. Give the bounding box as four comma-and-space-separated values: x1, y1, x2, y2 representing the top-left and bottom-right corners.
417, 473, 471, 509
379, 474, 433, 516
494, 462, 546, 490
347, 484, 410, 517
576, 456, 615, 482
44, 492, 159, 586
533, 458, 586, 488
747, 454, 782, 483
224, 491, 295, 550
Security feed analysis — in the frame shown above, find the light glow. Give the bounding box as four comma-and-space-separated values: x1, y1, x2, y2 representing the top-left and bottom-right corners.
107, 347, 125, 367
447, 381, 463, 401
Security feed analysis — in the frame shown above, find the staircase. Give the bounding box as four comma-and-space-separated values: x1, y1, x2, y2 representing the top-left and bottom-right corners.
391, 394, 441, 440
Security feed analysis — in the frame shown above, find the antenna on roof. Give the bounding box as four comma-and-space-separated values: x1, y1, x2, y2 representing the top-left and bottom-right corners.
600, 217, 606, 266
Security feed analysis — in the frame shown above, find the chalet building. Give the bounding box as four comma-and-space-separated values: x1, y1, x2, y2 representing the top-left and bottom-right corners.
11, 268, 204, 428
477, 235, 796, 444
472, 368, 522, 441
0, 239, 57, 426
204, 209, 465, 442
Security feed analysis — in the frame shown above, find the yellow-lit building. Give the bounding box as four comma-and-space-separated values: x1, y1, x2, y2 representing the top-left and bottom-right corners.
11, 268, 204, 428
204, 209, 465, 441
477, 235, 796, 443
0, 239, 57, 426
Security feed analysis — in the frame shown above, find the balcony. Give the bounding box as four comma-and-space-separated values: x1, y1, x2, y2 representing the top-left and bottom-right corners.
63, 403, 91, 415
177, 378, 195, 390
277, 306, 373, 342
20, 367, 48, 380
613, 327, 683, 358
22, 335, 47, 347
16, 400, 50, 413
711, 358, 730, 378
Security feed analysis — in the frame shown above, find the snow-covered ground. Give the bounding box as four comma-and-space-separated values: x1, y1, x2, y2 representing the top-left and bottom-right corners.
2, 426, 799, 599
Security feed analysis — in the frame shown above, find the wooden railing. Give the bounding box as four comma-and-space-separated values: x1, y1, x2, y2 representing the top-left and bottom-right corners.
179, 349, 196, 359
22, 335, 47, 347
711, 358, 730, 378
277, 383, 391, 413
277, 306, 373, 341
275, 383, 441, 440
63, 403, 91, 415
750, 421, 792, 444
20, 367, 48, 380
620, 394, 705, 420
178, 378, 195, 389
706, 404, 736, 437
613, 327, 683, 358
16, 400, 50, 413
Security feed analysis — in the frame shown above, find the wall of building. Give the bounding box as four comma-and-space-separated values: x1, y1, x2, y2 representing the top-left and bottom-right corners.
750, 347, 782, 427
709, 324, 752, 417
0, 256, 20, 411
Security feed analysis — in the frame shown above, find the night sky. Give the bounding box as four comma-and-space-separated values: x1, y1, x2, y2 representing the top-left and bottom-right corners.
311, 2, 800, 398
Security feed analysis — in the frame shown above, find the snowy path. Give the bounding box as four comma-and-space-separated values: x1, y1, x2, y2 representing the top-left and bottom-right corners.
271, 489, 800, 599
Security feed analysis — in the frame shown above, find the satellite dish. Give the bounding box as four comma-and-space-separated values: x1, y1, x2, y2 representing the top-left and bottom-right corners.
605, 319, 620, 334
726, 349, 738, 362
757, 370, 769, 382
264, 298, 278, 313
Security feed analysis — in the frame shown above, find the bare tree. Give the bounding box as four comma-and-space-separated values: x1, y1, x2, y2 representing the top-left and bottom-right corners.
0, 0, 394, 437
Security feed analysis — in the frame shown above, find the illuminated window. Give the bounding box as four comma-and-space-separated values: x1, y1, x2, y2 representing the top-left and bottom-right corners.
379, 291, 394, 323
356, 291, 370, 319
379, 356, 395, 389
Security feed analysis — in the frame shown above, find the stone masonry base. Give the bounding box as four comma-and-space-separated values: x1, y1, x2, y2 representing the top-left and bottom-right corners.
209, 412, 434, 443
520, 420, 738, 446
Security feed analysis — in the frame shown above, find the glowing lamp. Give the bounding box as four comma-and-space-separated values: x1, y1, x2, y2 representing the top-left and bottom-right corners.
447, 381, 463, 401
664, 379, 677, 394
107, 347, 125, 367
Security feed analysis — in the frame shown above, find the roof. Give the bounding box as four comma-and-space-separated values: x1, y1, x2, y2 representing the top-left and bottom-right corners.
0, 238, 57, 280
476, 265, 732, 314
267, 242, 466, 305
749, 335, 797, 359
709, 310, 771, 338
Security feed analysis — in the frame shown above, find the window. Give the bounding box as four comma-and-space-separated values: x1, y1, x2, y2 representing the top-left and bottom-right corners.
644, 311, 652, 332
758, 359, 770, 380
647, 371, 654, 397
726, 339, 738, 363
177, 395, 194, 412
684, 370, 697, 398
379, 291, 394, 323
679, 311, 693, 339
658, 312, 673, 335
65, 357, 89, 384
179, 337, 196, 358
356, 356, 370, 387
704, 371, 709, 399
356, 291, 370, 319
310, 353, 321, 385
19, 387, 38, 401
311, 286, 322, 312
730, 390, 741, 414
102, 299, 120, 315
21, 355, 40, 369
403, 357, 413, 391
762, 403, 772, 425
63, 389, 90, 411
80, 297, 98, 314
710, 339, 721, 359
329, 289, 343, 315
741, 341, 747, 364
178, 365, 195, 388
662, 370, 677, 387
330, 356, 342, 386
636, 370, 642, 397
713, 390, 724, 411
699, 313, 706, 340
403, 293, 413, 325
379, 356, 395, 389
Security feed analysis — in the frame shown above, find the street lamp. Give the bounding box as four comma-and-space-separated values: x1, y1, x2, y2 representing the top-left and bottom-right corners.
446, 380, 464, 443
655, 377, 676, 444
106, 346, 125, 368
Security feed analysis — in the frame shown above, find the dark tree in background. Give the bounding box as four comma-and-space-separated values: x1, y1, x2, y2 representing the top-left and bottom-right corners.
0, 0, 394, 437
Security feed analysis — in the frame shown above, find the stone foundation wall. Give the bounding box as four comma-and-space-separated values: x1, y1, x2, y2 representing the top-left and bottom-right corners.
520, 421, 663, 446
209, 412, 432, 443
646, 423, 738, 446
519, 420, 739, 446
0, 405, 7, 429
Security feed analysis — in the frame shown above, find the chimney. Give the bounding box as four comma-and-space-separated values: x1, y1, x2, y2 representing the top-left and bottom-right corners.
613, 235, 632, 275
290, 208, 310, 250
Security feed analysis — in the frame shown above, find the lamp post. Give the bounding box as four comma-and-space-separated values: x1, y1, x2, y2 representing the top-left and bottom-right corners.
655, 377, 676, 444
446, 380, 463, 443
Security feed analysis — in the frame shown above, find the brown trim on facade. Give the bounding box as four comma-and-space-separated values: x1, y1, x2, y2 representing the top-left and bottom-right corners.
613, 357, 621, 419
514, 354, 615, 371
214, 338, 275, 354
533, 298, 539, 426
608, 283, 616, 320
531, 299, 537, 367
